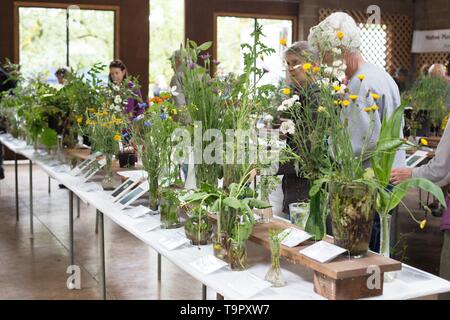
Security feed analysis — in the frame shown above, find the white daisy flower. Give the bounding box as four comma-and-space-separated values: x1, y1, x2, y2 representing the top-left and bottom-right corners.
114, 95, 122, 104
280, 120, 295, 135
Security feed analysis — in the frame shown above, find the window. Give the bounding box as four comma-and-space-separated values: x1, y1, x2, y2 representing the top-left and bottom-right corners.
17, 4, 117, 83
358, 23, 387, 69
216, 16, 293, 85
149, 0, 184, 96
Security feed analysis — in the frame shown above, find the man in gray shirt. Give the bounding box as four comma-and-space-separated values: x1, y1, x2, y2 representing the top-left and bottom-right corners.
308, 12, 406, 251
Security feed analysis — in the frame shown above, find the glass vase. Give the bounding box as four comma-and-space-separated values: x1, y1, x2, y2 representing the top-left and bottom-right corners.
101, 153, 119, 190
160, 192, 182, 229
329, 182, 376, 258
229, 241, 248, 271
265, 238, 285, 287
289, 202, 310, 230
55, 135, 65, 162
380, 214, 397, 282
184, 209, 213, 245
148, 177, 159, 212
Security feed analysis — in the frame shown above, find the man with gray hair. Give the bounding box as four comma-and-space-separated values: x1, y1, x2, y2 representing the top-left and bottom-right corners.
308, 12, 406, 252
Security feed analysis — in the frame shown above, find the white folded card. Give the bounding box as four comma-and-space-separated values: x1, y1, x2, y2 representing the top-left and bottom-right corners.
227, 272, 272, 299
135, 219, 161, 233
77, 182, 103, 193
299, 240, 347, 263
280, 228, 312, 248
124, 205, 152, 218
159, 232, 190, 250
117, 170, 147, 179
190, 255, 228, 275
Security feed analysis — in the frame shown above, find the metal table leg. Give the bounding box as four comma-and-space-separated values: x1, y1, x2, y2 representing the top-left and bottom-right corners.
29, 160, 33, 236
48, 176, 51, 194
202, 285, 207, 300
77, 197, 80, 218
69, 190, 74, 267
97, 210, 107, 300
157, 253, 162, 281
15, 152, 19, 221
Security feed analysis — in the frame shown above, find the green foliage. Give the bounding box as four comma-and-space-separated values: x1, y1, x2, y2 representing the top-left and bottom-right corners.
40, 127, 58, 150
406, 75, 450, 135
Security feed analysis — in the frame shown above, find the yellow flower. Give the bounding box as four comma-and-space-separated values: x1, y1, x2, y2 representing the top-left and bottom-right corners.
364, 107, 373, 113
76, 116, 83, 124
333, 85, 341, 92
279, 37, 287, 46
357, 74, 365, 81
349, 95, 358, 101
336, 30, 344, 41
303, 63, 312, 71
168, 116, 173, 121
171, 108, 178, 115
342, 100, 350, 107
333, 100, 340, 105
371, 105, 379, 112
317, 106, 326, 113
420, 138, 428, 146
420, 219, 427, 229
282, 87, 291, 95
87, 108, 96, 113
113, 134, 121, 142
371, 93, 380, 100
312, 66, 320, 73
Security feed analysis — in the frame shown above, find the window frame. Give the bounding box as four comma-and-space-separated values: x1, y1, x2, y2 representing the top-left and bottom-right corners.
213, 12, 298, 74
13, 1, 120, 66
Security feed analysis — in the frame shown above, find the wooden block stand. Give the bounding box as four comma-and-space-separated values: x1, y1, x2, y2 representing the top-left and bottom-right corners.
250, 219, 401, 300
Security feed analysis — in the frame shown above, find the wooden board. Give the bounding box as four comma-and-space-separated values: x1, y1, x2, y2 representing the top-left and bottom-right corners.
250, 219, 402, 281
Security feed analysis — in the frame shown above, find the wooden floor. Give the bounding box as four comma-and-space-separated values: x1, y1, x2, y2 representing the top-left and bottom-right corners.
0, 162, 445, 299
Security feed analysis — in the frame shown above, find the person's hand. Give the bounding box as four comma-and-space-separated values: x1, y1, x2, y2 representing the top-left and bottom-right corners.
390, 168, 413, 185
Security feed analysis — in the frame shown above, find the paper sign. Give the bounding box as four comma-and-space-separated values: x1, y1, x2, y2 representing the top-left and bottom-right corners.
280, 228, 312, 248
159, 232, 190, 250
135, 219, 161, 233
299, 241, 347, 263
227, 272, 272, 298
190, 255, 229, 275
125, 205, 152, 218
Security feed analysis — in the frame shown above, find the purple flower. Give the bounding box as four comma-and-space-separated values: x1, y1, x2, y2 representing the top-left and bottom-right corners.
144, 121, 152, 127
160, 113, 168, 120
122, 132, 129, 137
138, 102, 147, 109
188, 63, 196, 70
133, 114, 144, 122
200, 53, 211, 60
212, 59, 220, 66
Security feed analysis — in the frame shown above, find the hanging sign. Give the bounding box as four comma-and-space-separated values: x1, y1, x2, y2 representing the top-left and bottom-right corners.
412, 29, 450, 53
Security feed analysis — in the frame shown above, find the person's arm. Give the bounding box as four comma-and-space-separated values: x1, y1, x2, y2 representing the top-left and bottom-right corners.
412, 121, 450, 182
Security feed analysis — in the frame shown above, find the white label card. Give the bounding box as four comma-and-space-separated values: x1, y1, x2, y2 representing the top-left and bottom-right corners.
135, 219, 161, 233
299, 241, 347, 263
190, 255, 228, 275
125, 205, 152, 218
159, 232, 190, 250
280, 228, 312, 248
227, 272, 272, 298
